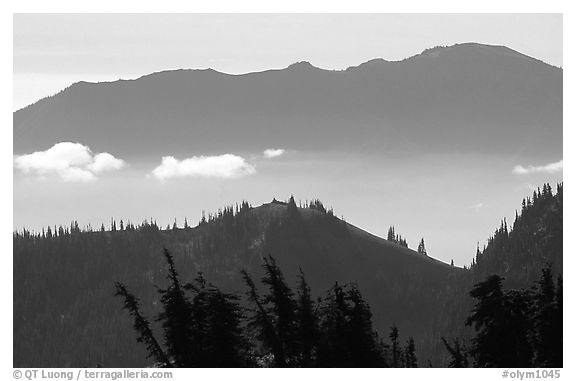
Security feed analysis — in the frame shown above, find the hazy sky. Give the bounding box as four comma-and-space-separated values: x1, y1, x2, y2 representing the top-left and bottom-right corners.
13, 14, 563, 267
14, 13, 562, 110
13, 150, 563, 267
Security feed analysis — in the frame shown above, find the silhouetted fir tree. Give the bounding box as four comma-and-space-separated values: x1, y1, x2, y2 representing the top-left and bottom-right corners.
398, 237, 408, 248
532, 267, 562, 367
116, 249, 250, 367
345, 285, 386, 367
417, 238, 427, 256
183, 273, 210, 365
466, 275, 532, 367
243, 257, 385, 367
156, 249, 195, 367
261, 256, 299, 364
404, 337, 418, 368
466, 275, 506, 367
387, 226, 396, 242
286, 195, 300, 221
389, 325, 401, 367
316, 282, 348, 367
316, 282, 387, 367
461, 266, 563, 368
204, 288, 249, 366
295, 268, 319, 367
386, 227, 410, 248
114, 282, 171, 367
309, 199, 327, 213
504, 288, 534, 365
441, 337, 468, 368
555, 276, 562, 365
185, 273, 249, 367
241, 269, 286, 367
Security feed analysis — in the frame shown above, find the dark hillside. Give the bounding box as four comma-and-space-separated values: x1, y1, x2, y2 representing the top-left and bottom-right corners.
13, 184, 562, 367
471, 183, 563, 287
14, 199, 459, 367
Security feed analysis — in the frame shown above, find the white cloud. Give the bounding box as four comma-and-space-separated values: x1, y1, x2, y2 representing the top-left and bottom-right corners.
470, 202, 484, 211
263, 148, 285, 159
59, 167, 96, 182
87, 152, 126, 173
513, 160, 563, 175
151, 154, 256, 180
14, 142, 125, 182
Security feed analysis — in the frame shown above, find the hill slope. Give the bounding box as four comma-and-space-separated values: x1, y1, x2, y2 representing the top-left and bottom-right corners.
13, 199, 461, 367
14, 43, 562, 158
471, 183, 563, 285
13, 185, 562, 367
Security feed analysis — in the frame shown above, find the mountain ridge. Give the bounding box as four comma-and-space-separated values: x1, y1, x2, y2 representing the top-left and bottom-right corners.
15, 42, 559, 112
14, 41, 562, 158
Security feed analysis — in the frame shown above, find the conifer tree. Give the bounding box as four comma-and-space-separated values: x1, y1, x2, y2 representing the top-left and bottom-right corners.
114, 282, 171, 367
345, 285, 384, 367
389, 325, 401, 367
117, 249, 248, 367
404, 337, 418, 367
156, 249, 195, 367
533, 268, 562, 367
417, 238, 427, 256
260, 256, 298, 364
286, 195, 299, 221
186, 273, 248, 367
387, 226, 396, 242
466, 275, 532, 367
317, 282, 348, 367
295, 268, 318, 367
441, 337, 468, 368
241, 267, 286, 367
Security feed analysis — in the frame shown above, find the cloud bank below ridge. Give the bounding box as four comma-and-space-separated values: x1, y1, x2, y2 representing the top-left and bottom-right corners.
14, 142, 126, 182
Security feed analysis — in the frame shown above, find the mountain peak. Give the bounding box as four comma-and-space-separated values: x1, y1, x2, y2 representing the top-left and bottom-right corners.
286, 61, 319, 70
411, 42, 546, 64
349, 58, 390, 71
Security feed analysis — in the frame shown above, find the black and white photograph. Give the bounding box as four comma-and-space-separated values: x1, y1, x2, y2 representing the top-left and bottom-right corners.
8, 7, 570, 376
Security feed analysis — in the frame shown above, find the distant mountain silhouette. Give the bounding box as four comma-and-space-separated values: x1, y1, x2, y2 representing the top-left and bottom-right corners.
14, 43, 562, 157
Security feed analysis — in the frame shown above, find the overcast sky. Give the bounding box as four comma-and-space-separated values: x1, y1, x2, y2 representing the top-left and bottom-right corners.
14, 13, 562, 110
